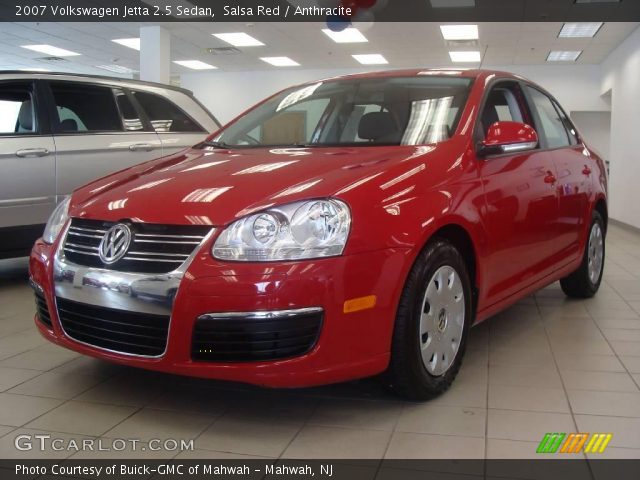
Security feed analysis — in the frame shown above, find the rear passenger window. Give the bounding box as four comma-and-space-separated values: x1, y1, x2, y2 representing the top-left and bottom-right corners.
114, 90, 144, 131
50, 82, 122, 132
552, 99, 579, 146
132, 91, 203, 133
0, 82, 37, 135
525, 86, 570, 149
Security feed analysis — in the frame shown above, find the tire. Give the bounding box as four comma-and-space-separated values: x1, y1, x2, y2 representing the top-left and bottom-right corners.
560, 211, 605, 298
389, 239, 473, 401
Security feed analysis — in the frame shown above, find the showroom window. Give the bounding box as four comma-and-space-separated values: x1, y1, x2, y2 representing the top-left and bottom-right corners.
131, 91, 203, 133
525, 86, 571, 149
50, 82, 123, 132
0, 83, 37, 135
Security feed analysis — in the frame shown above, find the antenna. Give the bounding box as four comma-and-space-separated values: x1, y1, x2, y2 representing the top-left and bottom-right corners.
479, 44, 489, 69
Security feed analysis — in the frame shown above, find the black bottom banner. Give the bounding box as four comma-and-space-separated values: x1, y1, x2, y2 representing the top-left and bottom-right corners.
2, 459, 639, 480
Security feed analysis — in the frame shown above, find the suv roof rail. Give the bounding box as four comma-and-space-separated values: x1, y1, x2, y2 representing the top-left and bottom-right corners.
0, 70, 194, 96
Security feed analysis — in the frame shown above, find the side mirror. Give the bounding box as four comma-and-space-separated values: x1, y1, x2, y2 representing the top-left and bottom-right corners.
477, 121, 539, 158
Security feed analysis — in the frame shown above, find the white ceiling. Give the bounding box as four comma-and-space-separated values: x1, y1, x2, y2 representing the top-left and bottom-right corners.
0, 21, 637, 78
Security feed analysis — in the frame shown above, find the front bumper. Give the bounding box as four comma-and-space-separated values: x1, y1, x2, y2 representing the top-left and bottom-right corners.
29, 234, 412, 388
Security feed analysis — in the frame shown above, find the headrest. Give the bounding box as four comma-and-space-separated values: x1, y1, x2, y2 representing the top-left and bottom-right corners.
17, 100, 33, 132
358, 111, 398, 141
61, 118, 78, 132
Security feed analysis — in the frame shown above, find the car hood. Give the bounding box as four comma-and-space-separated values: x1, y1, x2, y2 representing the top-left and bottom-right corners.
72, 144, 444, 226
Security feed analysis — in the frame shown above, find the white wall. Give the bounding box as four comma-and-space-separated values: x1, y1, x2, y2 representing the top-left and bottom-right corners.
601, 26, 640, 229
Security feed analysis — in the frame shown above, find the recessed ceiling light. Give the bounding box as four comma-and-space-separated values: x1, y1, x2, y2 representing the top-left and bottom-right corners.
322, 27, 368, 43
352, 54, 388, 65
21, 45, 80, 57
547, 50, 582, 61
173, 60, 217, 70
212, 32, 264, 47
559, 22, 603, 38
449, 51, 481, 62
95, 65, 137, 74
260, 56, 300, 67
440, 25, 479, 40
112, 38, 140, 51
430, 0, 475, 7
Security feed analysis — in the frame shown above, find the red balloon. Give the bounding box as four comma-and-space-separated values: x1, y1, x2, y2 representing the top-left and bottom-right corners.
340, 0, 360, 17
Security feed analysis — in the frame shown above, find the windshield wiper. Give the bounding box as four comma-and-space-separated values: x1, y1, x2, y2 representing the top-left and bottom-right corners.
202, 140, 230, 149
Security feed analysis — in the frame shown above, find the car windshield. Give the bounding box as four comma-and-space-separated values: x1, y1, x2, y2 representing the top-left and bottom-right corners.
208, 76, 473, 148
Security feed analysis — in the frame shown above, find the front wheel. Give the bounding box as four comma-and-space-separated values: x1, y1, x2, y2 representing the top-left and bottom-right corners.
389, 239, 473, 401
560, 211, 605, 298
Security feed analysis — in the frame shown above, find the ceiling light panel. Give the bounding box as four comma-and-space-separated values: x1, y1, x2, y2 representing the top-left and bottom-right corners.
559, 22, 603, 38
352, 54, 388, 65
449, 51, 481, 62
95, 65, 136, 74
173, 60, 217, 70
260, 57, 300, 67
212, 32, 264, 47
440, 25, 479, 40
21, 45, 80, 56
112, 38, 140, 50
322, 27, 368, 43
547, 50, 582, 61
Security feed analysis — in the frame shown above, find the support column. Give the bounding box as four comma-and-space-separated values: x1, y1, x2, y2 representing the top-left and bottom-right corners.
140, 26, 170, 84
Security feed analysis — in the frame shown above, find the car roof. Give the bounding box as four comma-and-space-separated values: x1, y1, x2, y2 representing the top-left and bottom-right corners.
318, 68, 523, 83
0, 70, 194, 96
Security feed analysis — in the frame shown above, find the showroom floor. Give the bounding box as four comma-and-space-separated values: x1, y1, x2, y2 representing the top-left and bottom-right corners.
0, 224, 639, 463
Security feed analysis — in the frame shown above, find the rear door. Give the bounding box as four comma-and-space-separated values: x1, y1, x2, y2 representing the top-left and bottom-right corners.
44, 80, 163, 198
0, 79, 56, 257
129, 89, 211, 156
476, 81, 561, 305
523, 85, 590, 261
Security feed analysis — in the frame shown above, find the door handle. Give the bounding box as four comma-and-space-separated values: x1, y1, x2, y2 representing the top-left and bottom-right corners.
544, 171, 557, 185
128, 143, 154, 152
16, 148, 50, 158
582, 165, 592, 176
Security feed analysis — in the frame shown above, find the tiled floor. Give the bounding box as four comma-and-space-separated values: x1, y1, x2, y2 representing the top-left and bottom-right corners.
0, 223, 639, 462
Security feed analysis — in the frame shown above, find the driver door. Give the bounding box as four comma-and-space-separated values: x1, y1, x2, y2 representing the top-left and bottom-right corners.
476, 82, 561, 306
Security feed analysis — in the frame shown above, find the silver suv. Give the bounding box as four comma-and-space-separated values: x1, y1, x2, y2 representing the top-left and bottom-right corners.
0, 72, 220, 259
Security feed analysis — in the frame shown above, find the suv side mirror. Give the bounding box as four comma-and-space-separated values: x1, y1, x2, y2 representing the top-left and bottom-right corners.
477, 121, 539, 158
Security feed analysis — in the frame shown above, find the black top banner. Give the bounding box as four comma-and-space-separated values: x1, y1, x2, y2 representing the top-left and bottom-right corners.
2, 0, 640, 22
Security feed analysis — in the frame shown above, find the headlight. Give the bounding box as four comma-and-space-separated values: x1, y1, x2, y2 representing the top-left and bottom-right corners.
212, 199, 351, 261
43, 197, 71, 244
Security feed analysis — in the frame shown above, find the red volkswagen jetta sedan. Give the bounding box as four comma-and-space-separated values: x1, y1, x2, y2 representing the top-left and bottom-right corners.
29, 69, 607, 399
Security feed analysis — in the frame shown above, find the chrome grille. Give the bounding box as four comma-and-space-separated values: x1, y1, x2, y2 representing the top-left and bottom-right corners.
63, 218, 211, 274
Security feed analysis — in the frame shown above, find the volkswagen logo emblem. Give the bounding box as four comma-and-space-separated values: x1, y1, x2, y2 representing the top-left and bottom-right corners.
98, 224, 132, 264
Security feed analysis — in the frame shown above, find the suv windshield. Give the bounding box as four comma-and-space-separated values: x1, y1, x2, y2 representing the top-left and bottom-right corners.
209, 76, 473, 148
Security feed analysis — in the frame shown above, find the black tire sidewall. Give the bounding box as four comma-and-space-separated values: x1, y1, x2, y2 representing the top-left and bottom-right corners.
394, 240, 473, 397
